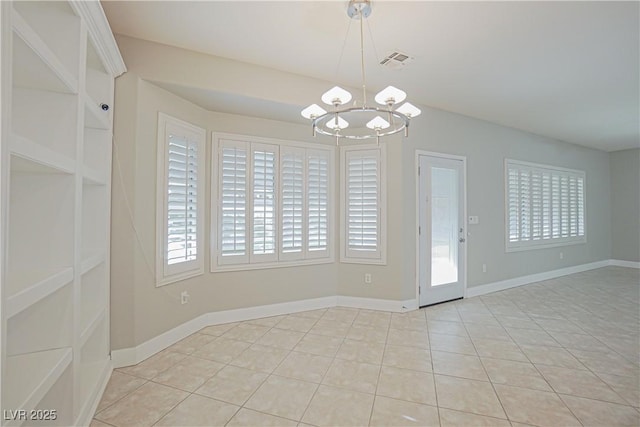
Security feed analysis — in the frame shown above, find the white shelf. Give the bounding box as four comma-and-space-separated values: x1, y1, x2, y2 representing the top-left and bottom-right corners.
3, 348, 73, 419
84, 94, 111, 130
11, 11, 78, 93
5, 268, 73, 318
83, 166, 106, 186
80, 308, 105, 347
10, 133, 75, 175
2, 1, 124, 424
81, 251, 106, 275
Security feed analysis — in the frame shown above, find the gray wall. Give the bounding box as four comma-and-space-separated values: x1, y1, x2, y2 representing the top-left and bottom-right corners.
610, 148, 640, 262
399, 109, 612, 300
111, 75, 338, 350
111, 35, 615, 350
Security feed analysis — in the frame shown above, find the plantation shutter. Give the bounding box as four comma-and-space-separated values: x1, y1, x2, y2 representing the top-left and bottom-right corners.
219, 140, 249, 264
166, 134, 198, 265
158, 114, 205, 285
307, 149, 329, 258
280, 146, 304, 260
251, 143, 278, 262
507, 166, 520, 242
346, 149, 380, 259
506, 159, 585, 250
542, 172, 552, 239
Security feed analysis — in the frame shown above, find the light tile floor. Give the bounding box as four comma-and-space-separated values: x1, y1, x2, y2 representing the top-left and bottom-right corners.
93, 267, 640, 426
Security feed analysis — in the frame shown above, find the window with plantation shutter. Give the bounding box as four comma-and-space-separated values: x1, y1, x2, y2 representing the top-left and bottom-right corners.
280, 147, 304, 260
156, 113, 205, 286
341, 145, 387, 264
220, 140, 248, 264
505, 159, 585, 252
252, 144, 278, 262
212, 133, 334, 271
307, 150, 330, 258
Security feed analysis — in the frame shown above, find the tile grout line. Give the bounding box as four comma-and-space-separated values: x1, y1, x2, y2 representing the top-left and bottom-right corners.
423, 308, 444, 427
366, 310, 392, 426
298, 307, 359, 425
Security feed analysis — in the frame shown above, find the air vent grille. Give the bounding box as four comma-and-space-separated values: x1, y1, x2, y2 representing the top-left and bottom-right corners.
380, 51, 413, 69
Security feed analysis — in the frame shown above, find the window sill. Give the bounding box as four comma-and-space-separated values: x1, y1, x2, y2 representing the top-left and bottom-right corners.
339, 257, 387, 265
211, 257, 334, 273
156, 268, 204, 287
506, 237, 586, 253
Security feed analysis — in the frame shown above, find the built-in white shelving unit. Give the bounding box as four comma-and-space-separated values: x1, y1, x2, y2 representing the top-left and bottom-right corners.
1, 1, 125, 425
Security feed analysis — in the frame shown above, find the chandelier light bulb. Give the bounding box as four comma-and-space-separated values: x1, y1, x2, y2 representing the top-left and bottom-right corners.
325, 116, 349, 130
321, 86, 353, 106
374, 85, 407, 106
366, 116, 390, 130
396, 102, 422, 118
301, 104, 327, 119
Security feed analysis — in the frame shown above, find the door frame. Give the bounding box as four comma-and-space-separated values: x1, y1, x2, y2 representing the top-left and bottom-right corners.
415, 150, 468, 306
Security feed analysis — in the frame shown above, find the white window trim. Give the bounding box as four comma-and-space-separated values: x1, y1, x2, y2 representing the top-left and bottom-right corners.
156, 113, 206, 286
504, 158, 587, 253
340, 143, 387, 265
211, 132, 335, 272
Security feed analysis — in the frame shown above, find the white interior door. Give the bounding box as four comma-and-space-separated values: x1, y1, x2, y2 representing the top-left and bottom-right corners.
419, 154, 466, 306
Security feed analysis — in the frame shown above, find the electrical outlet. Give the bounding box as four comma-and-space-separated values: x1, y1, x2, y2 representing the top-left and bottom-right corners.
181, 291, 190, 305
482, 264, 487, 273
364, 273, 372, 284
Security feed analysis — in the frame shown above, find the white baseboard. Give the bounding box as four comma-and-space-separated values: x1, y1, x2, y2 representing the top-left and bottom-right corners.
112, 259, 632, 369
337, 296, 416, 313
111, 294, 418, 368
465, 259, 611, 298
401, 298, 419, 311
609, 259, 640, 269
112, 296, 336, 368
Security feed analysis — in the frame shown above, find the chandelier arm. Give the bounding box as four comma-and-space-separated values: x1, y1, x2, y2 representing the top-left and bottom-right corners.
304, 0, 419, 142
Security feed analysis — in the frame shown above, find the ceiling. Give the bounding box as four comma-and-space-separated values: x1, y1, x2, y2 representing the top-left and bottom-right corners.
102, 1, 639, 152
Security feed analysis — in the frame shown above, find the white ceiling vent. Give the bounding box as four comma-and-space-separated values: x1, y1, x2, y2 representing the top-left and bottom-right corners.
380, 51, 413, 70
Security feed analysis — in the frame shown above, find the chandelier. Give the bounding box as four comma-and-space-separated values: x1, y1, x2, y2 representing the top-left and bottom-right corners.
301, 0, 421, 144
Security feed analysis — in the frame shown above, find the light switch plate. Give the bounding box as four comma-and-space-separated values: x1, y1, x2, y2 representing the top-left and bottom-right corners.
468, 215, 479, 225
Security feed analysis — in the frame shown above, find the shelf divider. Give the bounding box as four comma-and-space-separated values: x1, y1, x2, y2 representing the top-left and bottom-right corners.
81, 251, 106, 275
80, 308, 106, 347
10, 133, 76, 174
6, 267, 74, 318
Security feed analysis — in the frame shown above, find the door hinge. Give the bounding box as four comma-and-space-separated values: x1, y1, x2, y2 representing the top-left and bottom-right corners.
419, 287, 421, 294
419, 226, 421, 235
418, 166, 421, 176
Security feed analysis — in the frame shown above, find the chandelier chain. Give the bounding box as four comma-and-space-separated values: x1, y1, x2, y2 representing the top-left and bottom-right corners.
359, 10, 367, 107
333, 18, 353, 83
